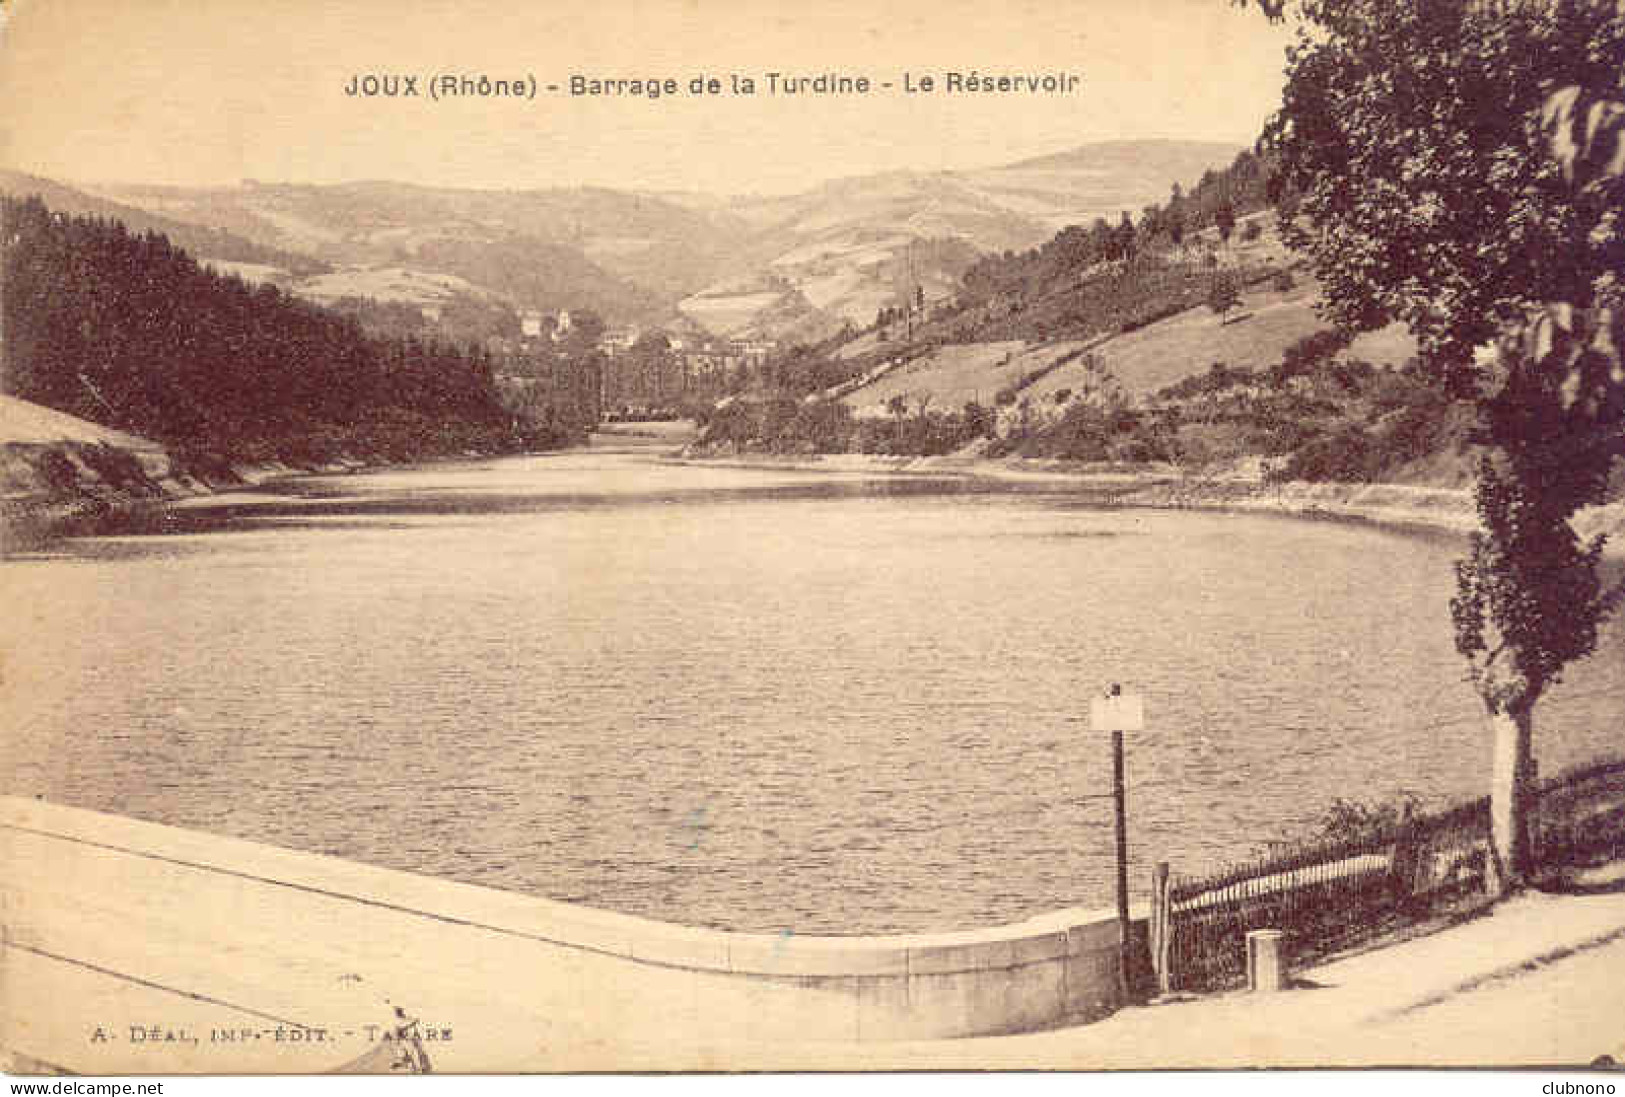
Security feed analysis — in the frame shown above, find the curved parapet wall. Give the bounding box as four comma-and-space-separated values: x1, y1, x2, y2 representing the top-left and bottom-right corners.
0, 797, 1143, 1071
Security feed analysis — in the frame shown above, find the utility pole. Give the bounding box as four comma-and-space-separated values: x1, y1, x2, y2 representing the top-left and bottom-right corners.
1112, 725, 1129, 989
906, 240, 916, 344
1091, 682, 1145, 1004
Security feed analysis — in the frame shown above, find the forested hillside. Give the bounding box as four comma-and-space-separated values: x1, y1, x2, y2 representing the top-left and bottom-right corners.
0, 196, 565, 465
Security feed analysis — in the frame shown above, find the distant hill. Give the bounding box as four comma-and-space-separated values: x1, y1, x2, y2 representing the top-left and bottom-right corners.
959, 139, 1251, 234
0, 170, 330, 276
683, 140, 1245, 342
90, 179, 751, 325
71, 140, 1244, 340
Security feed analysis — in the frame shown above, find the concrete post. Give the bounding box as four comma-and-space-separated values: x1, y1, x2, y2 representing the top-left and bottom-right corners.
1151, 862, 1172, 995
1246, 929, 1287, 993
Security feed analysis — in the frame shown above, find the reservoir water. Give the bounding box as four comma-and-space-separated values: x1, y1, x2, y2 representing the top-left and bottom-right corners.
3, 448, 1621, 933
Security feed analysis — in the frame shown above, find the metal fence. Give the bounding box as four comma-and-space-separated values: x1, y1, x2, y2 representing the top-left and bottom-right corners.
1152, 755, 1625, 994
1532, 757, 1625, 869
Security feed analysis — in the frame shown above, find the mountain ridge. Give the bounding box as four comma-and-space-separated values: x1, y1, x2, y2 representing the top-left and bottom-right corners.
9, 140, 1245, 340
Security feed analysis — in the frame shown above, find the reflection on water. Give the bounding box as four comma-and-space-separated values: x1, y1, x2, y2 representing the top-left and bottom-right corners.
3, 452, 1621, 933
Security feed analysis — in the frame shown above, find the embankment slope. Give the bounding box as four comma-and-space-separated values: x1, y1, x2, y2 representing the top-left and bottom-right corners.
0, 396, 202, 548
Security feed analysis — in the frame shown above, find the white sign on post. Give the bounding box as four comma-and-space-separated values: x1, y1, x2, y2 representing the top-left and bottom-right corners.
1089, 688, 1144, 732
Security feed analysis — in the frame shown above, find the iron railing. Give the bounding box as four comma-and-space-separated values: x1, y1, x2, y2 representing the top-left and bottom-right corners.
1155, 756, 1625, 993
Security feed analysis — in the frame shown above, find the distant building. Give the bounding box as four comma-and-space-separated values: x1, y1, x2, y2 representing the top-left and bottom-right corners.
731, 338, 777, 366
679, 341, 741, 380
598, 327, 640, 356
518, 308, 578, 345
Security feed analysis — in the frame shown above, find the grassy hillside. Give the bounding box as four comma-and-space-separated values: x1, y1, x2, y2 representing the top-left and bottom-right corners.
832, 268, 1417, 417
0, 393, 161, 451
1021, 270, 1415, 403
841, 340, 1091, 418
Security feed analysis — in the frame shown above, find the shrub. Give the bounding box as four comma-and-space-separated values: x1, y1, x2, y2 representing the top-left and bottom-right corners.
961, 400, 995, 439
1313, 793, 1423, 844
1207, 272, 1242, 316
1271, 424, 1379, 482
1273, 328, 1353, 383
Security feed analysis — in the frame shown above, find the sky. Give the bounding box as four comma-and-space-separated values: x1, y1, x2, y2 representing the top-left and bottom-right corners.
0, 0, 1297, 195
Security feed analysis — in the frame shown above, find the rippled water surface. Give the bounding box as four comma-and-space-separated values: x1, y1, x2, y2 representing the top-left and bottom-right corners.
4, 449, 1621, 932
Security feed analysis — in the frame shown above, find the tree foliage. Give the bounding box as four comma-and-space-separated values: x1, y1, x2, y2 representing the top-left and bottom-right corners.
1259, 0, 1625, 888
1267, 0, 1625, 383
1207, 271, 1242, 317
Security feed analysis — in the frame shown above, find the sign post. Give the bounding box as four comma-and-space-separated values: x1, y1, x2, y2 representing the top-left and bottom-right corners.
1090, 682, 1144, 1003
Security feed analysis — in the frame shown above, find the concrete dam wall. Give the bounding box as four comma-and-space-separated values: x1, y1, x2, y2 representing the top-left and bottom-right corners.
0, 797, 1142, 1072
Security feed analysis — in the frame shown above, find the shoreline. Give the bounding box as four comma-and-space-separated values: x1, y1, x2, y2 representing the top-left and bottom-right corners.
667, 449, 1479, 529
1, 441, 526, 552
667, 449, 1625, 553
9, 433, 1623, 559
1, 392, 585, 552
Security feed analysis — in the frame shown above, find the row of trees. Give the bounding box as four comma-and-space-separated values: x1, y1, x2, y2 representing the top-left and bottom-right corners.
961, 145, 1275, 302
0, 196, 553, 462
697, 394, 989, 458
1139, 147, 1273, 248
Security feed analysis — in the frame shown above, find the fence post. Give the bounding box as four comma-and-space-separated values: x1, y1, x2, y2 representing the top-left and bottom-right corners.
1150, 861, 1173, 995
1390, 804, 1422, 909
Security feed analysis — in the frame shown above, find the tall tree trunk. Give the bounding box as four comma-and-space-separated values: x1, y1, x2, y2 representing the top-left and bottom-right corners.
1487, 700, 1536, 896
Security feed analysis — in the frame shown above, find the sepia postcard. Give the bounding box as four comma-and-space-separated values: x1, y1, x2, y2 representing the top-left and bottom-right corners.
2, 0, 1624, 1078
